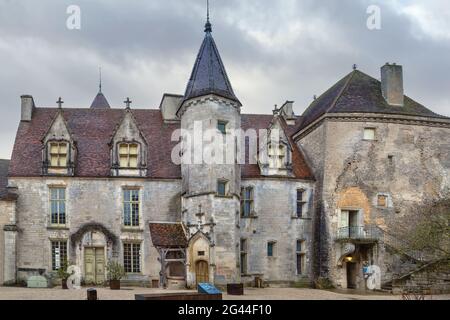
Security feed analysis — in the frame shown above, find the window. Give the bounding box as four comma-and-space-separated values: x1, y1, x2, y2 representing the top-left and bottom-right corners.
49, 142, 68, 167
51, 240, 67, 271
240, 239, 247, 274
296, 189, 307, 218
267, 241, 276, 257
123, 243, 141, 273
119, 143, 139, 168
217, 121, 228, 135
377, 195, 387, 207
268, 143, 286, 168
123, 189, 140, 227
296, 240, 306, 275
50, 187, 66, 225
240, 187, 254, 217
217, 180, 228, 196
363, 128, 376, 140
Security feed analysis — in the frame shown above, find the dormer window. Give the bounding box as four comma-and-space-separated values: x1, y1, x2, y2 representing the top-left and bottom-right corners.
49, 142, 68, 167
268, 143, 286, 169
119, 143, 139, 168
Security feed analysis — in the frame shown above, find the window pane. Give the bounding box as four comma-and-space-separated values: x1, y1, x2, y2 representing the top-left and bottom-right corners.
59, 156, 67, 166
267, 242, 274, 257
50, 155, 59, 167
297, 240, 302, 252
218, 181, 226, 196
119, 155, 128, 167
123, 243, 131, 273
129, 155, 138, 168
59, 144, 67, 154
50, 144, 59, 154
364, 128, 375, 140
119, 144, 128, 155
297, 202, 303, 217
124, 190, 130, 201
217, 122, 227, 134
129, 144, 138, 155
244, 201, 251, 216
131, 190, 139, 202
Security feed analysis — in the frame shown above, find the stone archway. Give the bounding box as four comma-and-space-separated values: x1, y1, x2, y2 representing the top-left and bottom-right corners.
70, 223, 118, 284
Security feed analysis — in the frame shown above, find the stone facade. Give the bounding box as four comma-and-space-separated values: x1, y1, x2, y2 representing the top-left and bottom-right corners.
298, 117, 450, 289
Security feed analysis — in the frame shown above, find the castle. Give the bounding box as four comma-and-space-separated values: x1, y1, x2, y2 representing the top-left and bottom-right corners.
0, 15, 449, 292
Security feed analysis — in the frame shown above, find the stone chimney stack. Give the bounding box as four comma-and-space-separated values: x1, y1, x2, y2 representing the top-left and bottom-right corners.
20, 95, 35, 122
280, 101, 296, 125
381, 63, 404, 106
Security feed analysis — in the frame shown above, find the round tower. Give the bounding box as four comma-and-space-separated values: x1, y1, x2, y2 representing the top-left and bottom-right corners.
177, 17, 242, 287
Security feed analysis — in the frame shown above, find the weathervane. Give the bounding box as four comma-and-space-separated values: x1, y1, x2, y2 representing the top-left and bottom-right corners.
204, 0, 212, 33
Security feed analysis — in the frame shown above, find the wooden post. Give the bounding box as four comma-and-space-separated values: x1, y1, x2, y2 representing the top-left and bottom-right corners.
87, 288, 97, 300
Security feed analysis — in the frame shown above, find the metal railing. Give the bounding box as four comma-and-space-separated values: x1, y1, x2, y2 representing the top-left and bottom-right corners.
336, 225, 382, 241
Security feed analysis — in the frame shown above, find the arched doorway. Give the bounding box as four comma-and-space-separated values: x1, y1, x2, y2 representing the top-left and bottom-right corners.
195, 260, 209, 284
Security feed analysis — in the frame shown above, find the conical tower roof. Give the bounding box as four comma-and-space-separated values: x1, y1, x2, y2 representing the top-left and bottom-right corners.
182, 19, 240, 105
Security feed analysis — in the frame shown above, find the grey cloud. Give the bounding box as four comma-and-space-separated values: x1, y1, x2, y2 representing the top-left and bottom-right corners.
0, 0, 448, 159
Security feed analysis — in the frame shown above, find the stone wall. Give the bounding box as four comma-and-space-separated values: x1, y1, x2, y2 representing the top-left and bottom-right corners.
0, 200, 16, 285
239, 178, 315, 285
299, 118, 450, 287
9, 177, 181, 283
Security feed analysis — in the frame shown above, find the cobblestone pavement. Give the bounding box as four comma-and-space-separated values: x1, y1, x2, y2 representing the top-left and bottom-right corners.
0, 286, 448, 300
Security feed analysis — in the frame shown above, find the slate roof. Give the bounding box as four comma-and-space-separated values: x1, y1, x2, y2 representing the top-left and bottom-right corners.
149, 223, 187, 248
90, 92, 111, 109
0, 159, 9, 199
182, 29, 240, 105
9, 108, 314, 180
300, 70, 448, 129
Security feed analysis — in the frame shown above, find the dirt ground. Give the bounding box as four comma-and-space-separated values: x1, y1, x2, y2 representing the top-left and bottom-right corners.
0, 286, 448, 300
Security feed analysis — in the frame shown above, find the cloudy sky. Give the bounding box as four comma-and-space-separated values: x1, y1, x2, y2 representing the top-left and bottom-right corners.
0, 0, 449, 159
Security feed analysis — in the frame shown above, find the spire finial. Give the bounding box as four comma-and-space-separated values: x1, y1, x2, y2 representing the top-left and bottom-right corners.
99, 67, 102, 93
204, 0, 212, 33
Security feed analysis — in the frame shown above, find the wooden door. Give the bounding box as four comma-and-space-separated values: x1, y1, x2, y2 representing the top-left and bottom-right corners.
95, 248, 105, 284
84, 247, 105, 285
84, 248, 95, 284
195, 260, 209, 284
346, 262, 357, 289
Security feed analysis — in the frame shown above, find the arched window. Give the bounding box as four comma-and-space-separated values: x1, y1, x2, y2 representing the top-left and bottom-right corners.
119, 143, 139, 168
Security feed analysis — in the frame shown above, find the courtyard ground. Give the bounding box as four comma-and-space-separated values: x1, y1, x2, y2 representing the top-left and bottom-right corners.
0, 286, 448, 300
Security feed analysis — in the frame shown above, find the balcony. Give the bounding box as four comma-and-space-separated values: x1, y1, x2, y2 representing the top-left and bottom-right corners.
335, 225, 382, 243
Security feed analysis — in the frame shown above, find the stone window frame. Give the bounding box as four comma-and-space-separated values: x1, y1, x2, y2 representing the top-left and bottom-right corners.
363, 127, 377, 141
123, 241, 142, 274
376, 193, 391, 209
217, 120, 228, 135
48, 185, 68, 228
216, 179, 230, 197
240, 186, 256, 218
48, 140, 70, 168
267, 141, 290, 169
295, 188, 308, 218
240, 238, 248, 275
122, 187, 142, 228
267, 240, 277, 258
116, 141, 141, 169
296, 239, 306, 275
50, 239, 68, 271
43, 139, 75, 175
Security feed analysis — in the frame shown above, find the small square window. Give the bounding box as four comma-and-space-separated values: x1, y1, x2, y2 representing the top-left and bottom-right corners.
377, 195, 387, 207
217, 121, 228, 135
364, 128, 376, 140
217, 180, 228, 196
198, 251, 205, 256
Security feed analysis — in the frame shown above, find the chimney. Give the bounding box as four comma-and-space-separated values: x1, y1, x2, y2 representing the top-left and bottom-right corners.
280, 101, 296, 125
21, 95, 35, 121
159, 93, 183, 122
381, 63, 404, 106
